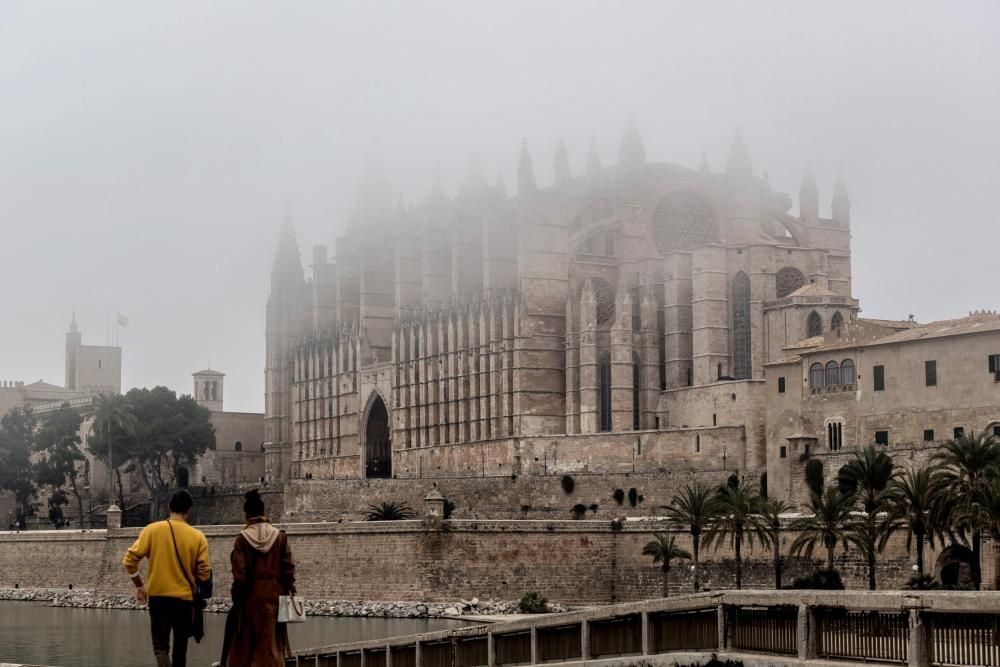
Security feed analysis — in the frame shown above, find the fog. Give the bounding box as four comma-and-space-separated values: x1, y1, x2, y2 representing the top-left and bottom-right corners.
1, 1, 997, 413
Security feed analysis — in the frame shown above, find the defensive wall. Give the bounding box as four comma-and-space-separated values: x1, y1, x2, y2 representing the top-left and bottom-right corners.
0, 519, 986, 605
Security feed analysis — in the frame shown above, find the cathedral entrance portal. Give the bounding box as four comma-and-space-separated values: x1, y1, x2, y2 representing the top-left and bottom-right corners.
364, 394, 392, 479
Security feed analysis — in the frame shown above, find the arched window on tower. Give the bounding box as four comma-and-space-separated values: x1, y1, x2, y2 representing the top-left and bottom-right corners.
810, 363, 825, 390
807, 311, 823, 338
732, 272, 751, 380
831, 311, 844, 335
599, 352, 612, 432
826, 361, 840, 387
234, 441, 243, 452
632, 353, 641, 430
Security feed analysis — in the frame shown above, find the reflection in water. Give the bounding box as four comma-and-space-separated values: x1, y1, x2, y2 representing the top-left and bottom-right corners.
0, 601, 471, 667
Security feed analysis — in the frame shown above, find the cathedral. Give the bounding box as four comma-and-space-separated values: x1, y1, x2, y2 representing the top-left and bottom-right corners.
262, 120, 861, 488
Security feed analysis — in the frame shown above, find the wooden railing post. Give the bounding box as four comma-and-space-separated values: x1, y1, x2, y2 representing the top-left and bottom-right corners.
907, 609, 930, 667
640, 612, 650, 655
581, 620, 592, 661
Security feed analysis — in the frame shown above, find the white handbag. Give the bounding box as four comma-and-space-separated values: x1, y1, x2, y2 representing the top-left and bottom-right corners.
278, 595, 306, 623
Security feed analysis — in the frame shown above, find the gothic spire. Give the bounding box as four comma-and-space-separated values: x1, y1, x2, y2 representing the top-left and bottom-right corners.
494, 170, 507, 199
517, 138, 537, 196
272, 209, 304, 286
586, 135, 602, 176
799, 164, 819, 225
832, 171, 851, 226
553, 139, 571, 188
726, 129, 753, 179
618, 116, 645, 172
464, 152, 487, 196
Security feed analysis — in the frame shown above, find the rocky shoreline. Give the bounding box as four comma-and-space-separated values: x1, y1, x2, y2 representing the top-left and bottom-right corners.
0, 588, 564, 618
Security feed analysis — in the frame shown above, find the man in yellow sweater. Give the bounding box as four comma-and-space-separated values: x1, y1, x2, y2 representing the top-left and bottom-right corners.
123, 490, 212, 667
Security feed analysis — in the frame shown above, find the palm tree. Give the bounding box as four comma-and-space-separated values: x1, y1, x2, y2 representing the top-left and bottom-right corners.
932, 430, 1000, 589
91, 393, 137, 507
789, 488, 856, 572
665, 483, 717, 592
704, 477, 770, 589
762, 498, 794, 589
837, 446, 899, 589
642, 533, 692, 597
365, 502, 416, 521
882, 466, 949, 579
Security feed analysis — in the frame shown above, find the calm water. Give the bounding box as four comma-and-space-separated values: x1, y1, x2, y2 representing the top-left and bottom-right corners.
0, 601, 470, 666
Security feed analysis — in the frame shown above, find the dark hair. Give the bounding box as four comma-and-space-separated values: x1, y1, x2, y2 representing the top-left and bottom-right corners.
244, 489, 265, 517
169, 490, 194, 514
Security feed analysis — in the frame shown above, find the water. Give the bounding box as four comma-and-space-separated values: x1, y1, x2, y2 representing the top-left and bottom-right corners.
0, 601, 471, 666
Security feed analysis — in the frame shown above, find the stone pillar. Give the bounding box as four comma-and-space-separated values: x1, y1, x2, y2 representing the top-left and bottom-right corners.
610, 288, 633, 431
907, 608, 930, 667
640, 612, 651, 655
663, 252, 693, 388
579, 283, 599, 433
564, 296, 580, 434
478, 303, 492, 441
581, 620, 592, 661
717, 604, 728, 651
639, 285, 659, 429
106, 504, 122, 530
530, 626, 539, 665
797, 603, 816, 660
692, 245, 729, 386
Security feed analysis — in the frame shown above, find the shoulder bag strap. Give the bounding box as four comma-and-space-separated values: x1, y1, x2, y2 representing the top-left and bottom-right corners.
167, 520, 199, 599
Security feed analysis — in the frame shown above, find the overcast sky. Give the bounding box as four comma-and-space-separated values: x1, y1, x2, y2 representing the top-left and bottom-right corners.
1, 1, 998, 413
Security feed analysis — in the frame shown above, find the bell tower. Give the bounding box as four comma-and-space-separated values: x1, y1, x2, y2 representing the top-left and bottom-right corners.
193, 369, 225, 412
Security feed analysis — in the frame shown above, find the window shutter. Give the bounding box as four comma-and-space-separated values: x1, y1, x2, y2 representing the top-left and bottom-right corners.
990, 355, 997, 374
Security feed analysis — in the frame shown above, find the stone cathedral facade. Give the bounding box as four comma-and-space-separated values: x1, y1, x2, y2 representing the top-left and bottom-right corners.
263, 121, 857, 485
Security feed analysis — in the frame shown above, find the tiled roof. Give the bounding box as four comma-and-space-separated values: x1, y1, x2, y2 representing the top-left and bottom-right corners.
787, 284, 837, 298
804, 312, 1000, 354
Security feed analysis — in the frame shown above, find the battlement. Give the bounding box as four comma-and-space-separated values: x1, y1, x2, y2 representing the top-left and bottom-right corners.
0, 381, 25, 391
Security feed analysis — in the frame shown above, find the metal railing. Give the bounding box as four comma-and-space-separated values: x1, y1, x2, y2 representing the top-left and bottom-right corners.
287, 591, 1000, 667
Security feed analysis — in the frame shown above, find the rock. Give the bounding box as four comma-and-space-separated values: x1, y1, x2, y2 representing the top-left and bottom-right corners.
444, 607, 460, 616
470, 597, 479, 606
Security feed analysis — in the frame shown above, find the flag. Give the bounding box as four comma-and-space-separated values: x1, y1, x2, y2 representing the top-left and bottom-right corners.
116, 314, 129, 327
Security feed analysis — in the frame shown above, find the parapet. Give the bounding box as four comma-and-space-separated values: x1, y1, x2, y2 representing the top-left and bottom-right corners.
0, 380, 25, 390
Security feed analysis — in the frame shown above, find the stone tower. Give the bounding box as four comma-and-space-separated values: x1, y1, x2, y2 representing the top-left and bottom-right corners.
263, 212, 309, 481
193, 369, 224, 412
65, 313, 82, 390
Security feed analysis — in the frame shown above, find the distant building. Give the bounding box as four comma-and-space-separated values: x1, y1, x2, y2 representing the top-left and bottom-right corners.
189, 369, 265, 486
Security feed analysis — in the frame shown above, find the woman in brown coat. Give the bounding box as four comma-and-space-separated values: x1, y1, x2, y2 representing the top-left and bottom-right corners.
225, 489, 296, 666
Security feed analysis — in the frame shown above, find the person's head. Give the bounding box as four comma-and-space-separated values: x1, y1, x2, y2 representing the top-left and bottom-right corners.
244, 489, 265, 519
168, 490, 194, 517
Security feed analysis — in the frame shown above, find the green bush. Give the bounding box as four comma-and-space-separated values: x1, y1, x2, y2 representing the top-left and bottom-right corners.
791, 569, 844, 590
365, 502, 416, 521
904, 574, 939, 590
628, 487, 639, 507
571, 503, 587, 519
561, 474, 576, 494
518, 592, 548, 614
612, 488, 625, 504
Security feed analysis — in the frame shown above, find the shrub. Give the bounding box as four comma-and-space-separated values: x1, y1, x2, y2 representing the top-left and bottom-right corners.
673, 658, 744, 667
628, 488, 639, 507
904, 574, 939, 590
443, 500, 456, 519
791, 569, 844, 590
588, 503, 598, 514
612, 488, 625, 505
518, 592, 548, 614
571, 503, 587, 519
561, 475, 576, 494
365, 502, 416, 521
610, 517, 624, 531
760, 472, 768, 499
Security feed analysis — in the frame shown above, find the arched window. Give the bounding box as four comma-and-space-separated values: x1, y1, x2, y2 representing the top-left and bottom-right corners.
632, 353, 641, 430
841, 359, 856, 386
599, 353, 612, 432
731, 272, 752, 379
776, 267, 806, 298
234, 441, 243, 452
807, 311, 823, 338
826, 361, 840, 387
810, 363, 825, 389
831, 311, 844, 333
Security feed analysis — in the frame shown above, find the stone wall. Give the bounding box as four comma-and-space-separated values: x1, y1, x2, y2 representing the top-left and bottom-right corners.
185, 483, 285, 526
0, 519, 984, 604
280, 471, 735, 522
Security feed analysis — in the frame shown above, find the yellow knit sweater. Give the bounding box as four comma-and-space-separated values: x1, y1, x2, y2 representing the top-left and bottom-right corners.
123, 519, 212, 600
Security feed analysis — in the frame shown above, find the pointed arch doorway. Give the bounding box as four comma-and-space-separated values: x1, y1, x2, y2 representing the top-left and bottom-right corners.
363, 394, 392, 479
